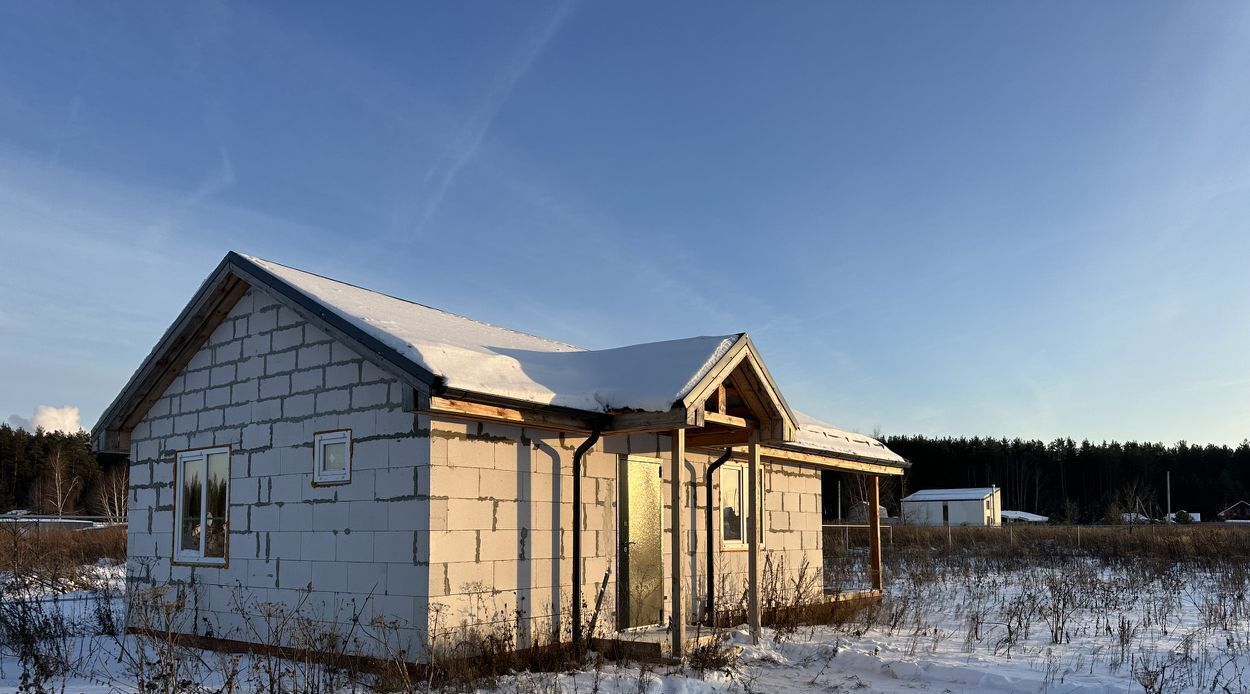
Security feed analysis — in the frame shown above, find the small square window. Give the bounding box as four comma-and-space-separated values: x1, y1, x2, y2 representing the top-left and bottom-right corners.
314, 430, 352, 485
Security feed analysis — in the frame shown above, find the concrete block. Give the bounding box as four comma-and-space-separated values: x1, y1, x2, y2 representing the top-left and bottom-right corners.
430, 531, 478, 563
272, 325, 303, 350
316, 389, 349, 413
243, 332, 270, 358
198, 409, 224, 430
175, 414, 198, 435
251, 504, 279, 531
266, 351, 296, 375
260, 375, 290, 399
270, 532, 303, 560
310, 561, 348, 592
375, 467, 415, 497
278, 559, 312, 591
386, 563, 429, 597
232, 379, 258, 404
301, 532, 336, 561
478, 530, 517, 562
337, 532, 374, 562
298, 344, 330, 369
270, 474, 304, 504
205, 386, 231, 408
387, 499, 427, 532
360, 360, 391, 384
184, 370, 210, 393
313, 503, 348, 532
430, 466, 479, 499
325, 363, 360, 389
445, 561, 493, 594
271, 420, 305, 449
351, 438, 391, 471
210, 364, 236, 387
224, 404, 250, 426
242, 423, 271, 450
291, 368, 322, 394
334, 471, 376, 501
252, 398, 281, 423
250, 306, 278, 333
479, 469, 518, 500
374, 531, 416, 563
330, 342, 357, 364
377, 410, 413, 438
347, 500, 388, 531
215, 340, 242, 364
250, 449, 281, 477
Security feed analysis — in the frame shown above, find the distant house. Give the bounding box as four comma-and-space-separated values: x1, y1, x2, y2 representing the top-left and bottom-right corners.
1219, 501, 1250, 523
902, 487, 1002, 527
91, 252, 909, 662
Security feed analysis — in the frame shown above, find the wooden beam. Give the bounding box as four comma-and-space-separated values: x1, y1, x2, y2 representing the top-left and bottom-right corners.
747, 446, 906, 476
686, 430, 756, 448
670, 428, 686, 657
747, 442, 762, 644
868, 476, 883, 591
703, 411, 754, 429
608, 407, 701, 434
712, 384, 726, 414
425, 396, 596, 433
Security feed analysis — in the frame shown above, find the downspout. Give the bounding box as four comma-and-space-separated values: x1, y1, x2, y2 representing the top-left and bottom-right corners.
704, 447, 735, 625
571, 427, 601, 652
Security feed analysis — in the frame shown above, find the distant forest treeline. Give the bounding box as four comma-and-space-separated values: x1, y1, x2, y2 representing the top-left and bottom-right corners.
0, 424, 127, 518
4, 422, 1248, 525
881, 435, 1250, 523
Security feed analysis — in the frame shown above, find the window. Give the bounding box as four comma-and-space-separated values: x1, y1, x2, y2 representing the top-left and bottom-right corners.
985, 499, 992, 511
720, 465, 766, 547
721, 466, 744, 544
175, 447, 229, 565
314, 430, 352, 485
942, 502, 950, 525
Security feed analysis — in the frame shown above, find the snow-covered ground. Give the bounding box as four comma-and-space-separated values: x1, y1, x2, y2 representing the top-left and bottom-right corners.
3, 556, 1250, 692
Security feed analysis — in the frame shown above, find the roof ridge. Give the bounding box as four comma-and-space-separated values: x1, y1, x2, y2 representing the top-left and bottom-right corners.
239, 253, 586, 353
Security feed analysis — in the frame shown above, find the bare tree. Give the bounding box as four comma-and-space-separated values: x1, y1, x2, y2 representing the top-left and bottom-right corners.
41, 445, 82, 517
94, 465, 129, 524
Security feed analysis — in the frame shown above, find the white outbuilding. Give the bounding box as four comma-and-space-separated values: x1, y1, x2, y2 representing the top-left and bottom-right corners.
902, 487, 1002, 527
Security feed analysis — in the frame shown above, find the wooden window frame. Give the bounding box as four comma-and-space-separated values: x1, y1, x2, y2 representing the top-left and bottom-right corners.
313, 429, 352, 486
172, 445, 230, 567
720, 464, 766, 550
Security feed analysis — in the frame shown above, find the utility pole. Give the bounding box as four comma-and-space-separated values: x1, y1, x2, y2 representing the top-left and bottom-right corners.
1166, 470, 1172, 524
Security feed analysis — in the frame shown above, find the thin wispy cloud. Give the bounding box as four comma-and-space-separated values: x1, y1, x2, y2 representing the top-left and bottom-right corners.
408, 0, 576, 239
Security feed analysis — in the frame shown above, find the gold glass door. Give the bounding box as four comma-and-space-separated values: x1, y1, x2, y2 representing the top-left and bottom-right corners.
617, 455, 663, 630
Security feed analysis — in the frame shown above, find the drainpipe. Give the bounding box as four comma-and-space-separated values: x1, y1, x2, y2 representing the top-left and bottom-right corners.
704, 447, 734, 625
571, 427, 601, 652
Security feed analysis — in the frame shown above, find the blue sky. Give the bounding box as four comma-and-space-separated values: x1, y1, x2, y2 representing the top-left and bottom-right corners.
2, 2, 1249, 444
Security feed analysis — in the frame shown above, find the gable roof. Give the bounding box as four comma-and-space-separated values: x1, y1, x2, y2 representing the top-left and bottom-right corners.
247, 255, 741, 413
903, 487, 998, 502
93, 252, 903, 469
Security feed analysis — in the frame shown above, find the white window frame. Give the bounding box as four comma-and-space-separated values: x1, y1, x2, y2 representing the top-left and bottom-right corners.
313, 429, 352, 485
720, 464, 766, 548
174, 446, 230, 566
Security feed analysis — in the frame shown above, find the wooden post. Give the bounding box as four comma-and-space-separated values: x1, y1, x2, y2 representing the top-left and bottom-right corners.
867, 475, 883, 592
747, 442, 762, 643
671, 428, 686, 657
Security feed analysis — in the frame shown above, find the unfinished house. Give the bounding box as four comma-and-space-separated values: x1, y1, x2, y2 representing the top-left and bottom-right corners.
92, 252, 907, 661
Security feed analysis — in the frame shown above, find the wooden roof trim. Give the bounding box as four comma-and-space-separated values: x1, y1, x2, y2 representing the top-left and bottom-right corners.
679, 335, 796, 442
727, 444, 907, 476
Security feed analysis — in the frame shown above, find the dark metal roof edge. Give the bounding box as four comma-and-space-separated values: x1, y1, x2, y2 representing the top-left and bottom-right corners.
223, 253, 440, 389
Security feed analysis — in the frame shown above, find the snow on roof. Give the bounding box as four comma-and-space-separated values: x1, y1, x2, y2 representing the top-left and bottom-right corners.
247, 255, 739, 413
1001, 510, 1048, 522
790, 412, 906, 465
903, 487, 998, 502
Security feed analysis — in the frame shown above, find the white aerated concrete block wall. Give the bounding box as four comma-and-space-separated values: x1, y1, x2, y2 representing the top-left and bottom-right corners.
428, 422, 826, 642
127, 288, 430, 659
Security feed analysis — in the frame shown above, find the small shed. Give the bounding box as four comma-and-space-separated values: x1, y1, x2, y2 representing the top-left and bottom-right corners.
902, 487, 1001, 527
1001, 510, 1048, 524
